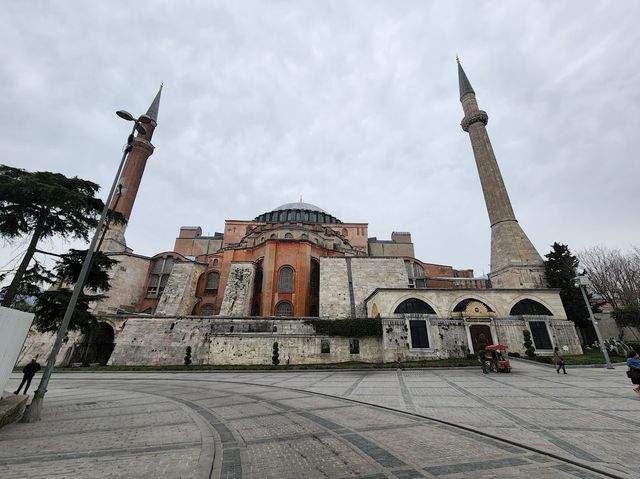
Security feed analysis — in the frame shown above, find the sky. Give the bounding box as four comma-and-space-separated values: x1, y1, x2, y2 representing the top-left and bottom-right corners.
1, 1, 639, 280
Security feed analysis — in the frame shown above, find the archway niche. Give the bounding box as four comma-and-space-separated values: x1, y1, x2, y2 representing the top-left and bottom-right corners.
83, 322, 115, 366
510, 299, 553, 316
394, 298, 436, 314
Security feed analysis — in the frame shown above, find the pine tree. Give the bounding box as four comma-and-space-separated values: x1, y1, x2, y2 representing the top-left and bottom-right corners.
0, 164, 123, 307
544, 243, 598, 342
32, 249, 117, 334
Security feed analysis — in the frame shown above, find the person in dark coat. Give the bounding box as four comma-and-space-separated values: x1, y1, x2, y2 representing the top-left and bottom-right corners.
13, 358, 41, 395
627, 350, 640, 394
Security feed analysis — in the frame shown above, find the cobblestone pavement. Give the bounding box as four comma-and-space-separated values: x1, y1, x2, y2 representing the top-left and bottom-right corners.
1, 360, 638, 478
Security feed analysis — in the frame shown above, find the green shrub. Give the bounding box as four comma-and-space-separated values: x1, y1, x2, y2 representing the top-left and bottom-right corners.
272, 342, 280, 366
626, 341, 640, 352
523, 330, 536, 358
466, 353, 478, 360
184, 346, 192, 366
304, 318, 382, 337
508, 351, 521, 358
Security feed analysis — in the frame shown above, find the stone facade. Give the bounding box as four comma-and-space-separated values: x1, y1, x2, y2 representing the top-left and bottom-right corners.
319, 257, 407, 319
93, 253, 151, 315
366, 288, 566, 319
155, 261, 207, 316
219, 263, 255, 316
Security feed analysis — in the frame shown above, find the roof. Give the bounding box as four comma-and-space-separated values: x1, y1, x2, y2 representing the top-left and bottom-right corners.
271, 202, 327, 213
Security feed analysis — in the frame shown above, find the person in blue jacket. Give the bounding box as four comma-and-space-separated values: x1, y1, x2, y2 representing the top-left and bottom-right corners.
627, 350, 640, 394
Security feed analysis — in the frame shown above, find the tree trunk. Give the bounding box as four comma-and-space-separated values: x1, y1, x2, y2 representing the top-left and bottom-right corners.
1, 210, 49, 307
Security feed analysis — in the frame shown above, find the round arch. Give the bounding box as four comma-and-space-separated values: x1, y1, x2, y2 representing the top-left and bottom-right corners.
389, 294, 442, 316
509, 298, 554, 316
394, 298, 436, 314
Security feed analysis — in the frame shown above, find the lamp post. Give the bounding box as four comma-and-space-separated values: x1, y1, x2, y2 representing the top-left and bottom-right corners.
20, 111, 151, 422
577, 276, 614, 370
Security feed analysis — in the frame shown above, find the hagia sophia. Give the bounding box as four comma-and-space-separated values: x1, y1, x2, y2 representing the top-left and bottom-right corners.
20, 61, 582, 366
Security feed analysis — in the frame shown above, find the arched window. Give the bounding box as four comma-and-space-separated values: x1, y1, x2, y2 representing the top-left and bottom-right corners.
301, 233, 309, 240
200, 304, 215, 316
275, 301, 293, 316
341, 228, 348, 237
394, 298, 436, 314
270, 233, 277, 239
204, 272, 220, 296
212, 259, 219, 267
278, 266, 294, 293
147, 256, 175, 297
510, 299, 553, 316
284, 233, 293, 239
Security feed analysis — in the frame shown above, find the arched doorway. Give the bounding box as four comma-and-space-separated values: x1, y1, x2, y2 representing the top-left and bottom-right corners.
84, 322, 115, 366
469, 324, 493, 353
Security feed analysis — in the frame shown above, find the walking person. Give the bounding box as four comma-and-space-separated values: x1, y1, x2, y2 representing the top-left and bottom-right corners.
627, 350, 640, 394
478, 349, 489, 374
553, 347, 567, 374
13, 358, 41, 395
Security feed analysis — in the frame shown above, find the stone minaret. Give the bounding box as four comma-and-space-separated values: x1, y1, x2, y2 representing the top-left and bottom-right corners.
102, 85, 162, 253
457, 60, 545, 289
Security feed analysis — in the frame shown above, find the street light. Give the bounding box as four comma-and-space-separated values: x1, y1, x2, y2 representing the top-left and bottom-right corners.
20, 111, 149, 422
577, 275, 614, 370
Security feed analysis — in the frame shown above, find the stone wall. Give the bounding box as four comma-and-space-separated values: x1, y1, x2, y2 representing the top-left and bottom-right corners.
109, 317, 212, 366
210, 334, 382, 365
108, 316, 382, 365
320, 257, 407, 319
595, 312, 640, 342
219, 263, 255, 316
155, 261, 207, 316
94, 253, 151, 314
381, 318, 469, 362
493, 318, 582, 355
17, 329, 85, 367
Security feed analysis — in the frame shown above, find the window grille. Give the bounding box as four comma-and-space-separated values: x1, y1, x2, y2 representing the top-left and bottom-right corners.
275, 301, 293, 316
200, 304, 215, 316
349, 339, 360, 354
205, 272, 220, 295
409, 320, 430, 348
321, 339, 330, 353
529, 321, 553, 349
278, 266, 294, 293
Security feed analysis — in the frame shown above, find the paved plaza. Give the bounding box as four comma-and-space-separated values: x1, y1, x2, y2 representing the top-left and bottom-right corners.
1, 360, 638, 478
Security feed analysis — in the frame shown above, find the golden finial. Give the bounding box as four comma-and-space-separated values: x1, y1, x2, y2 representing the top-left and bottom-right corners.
160, 81, 164, 91
456, 55, 460, 65
299, 195, 303, 203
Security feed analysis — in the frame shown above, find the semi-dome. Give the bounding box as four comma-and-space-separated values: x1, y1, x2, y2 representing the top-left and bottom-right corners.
254, 201, 341, 224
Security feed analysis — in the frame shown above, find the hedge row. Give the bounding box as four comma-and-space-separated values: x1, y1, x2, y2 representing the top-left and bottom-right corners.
304, 318, 383, 337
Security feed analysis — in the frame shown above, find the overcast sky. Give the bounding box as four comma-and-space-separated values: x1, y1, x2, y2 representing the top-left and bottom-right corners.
1, 1, 639, 280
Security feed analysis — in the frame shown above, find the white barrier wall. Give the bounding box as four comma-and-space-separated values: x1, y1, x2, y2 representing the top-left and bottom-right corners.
0, 307, 34, 398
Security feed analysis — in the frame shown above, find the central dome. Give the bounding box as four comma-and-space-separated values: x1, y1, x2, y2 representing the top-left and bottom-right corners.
272, 202, 327, 213
254, 201, 341, 224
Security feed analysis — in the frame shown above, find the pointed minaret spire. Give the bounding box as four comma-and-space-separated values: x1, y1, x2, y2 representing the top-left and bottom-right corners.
458, 60, 545, 289
146, 82, 163, 125
457, 57, 475, 99
102, 85, 162, 253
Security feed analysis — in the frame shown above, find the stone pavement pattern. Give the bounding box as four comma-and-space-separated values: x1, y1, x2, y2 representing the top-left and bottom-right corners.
1, 360, 638, 478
